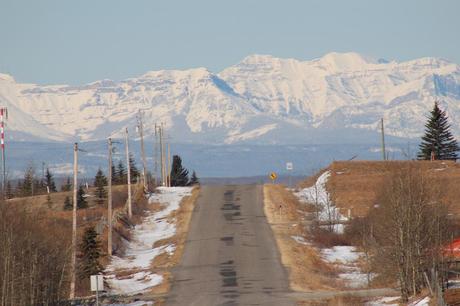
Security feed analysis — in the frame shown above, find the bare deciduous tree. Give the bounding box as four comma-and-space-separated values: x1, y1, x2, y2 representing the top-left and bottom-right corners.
368, 165, 450, 302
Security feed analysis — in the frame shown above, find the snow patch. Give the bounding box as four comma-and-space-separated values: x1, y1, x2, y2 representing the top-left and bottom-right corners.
294, 171, 348, 233
321, 245, 370, 288
291, 235, 310, 246
365, 296, 399, 306
408, 296, 430, 306
105, 187, 193, 295
321, 246, 360, 263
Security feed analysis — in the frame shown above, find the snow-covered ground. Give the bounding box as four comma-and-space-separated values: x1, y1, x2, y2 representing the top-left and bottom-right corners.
105, 187, 193, 296
408, 297, 430, 306
294, 170, 348, 233
320, 245, 370, 288
294, 171, 370, 288
365, 296, 431, 306
365, 296, 399, 306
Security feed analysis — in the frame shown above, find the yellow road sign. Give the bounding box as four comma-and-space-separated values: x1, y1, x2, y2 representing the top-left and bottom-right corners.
269, 172, 277, 180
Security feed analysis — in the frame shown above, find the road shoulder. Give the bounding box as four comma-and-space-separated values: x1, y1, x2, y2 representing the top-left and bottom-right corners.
263, 184, 337, 292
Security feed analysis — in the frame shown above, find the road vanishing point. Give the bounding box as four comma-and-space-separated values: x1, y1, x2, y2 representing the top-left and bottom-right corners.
165, 184, 294, 306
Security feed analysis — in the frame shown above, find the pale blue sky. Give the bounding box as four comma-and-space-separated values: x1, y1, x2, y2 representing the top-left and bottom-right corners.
0, 0, 458, 85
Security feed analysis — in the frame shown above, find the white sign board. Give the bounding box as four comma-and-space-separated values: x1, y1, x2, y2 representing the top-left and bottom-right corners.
90, 275, 104, 291
286, 162, 293, 171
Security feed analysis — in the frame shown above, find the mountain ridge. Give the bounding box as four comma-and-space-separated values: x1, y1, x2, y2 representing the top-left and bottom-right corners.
0, 52, 459, 144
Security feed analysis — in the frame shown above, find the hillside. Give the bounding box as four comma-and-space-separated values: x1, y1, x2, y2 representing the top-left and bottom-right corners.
0, 52, 459, 144
301, 160, 460, 217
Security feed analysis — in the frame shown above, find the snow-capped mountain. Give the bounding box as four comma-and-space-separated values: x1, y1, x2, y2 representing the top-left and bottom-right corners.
0, 52, 459, 144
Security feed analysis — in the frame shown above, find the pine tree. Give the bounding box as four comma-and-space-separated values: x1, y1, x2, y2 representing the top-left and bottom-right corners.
94, 168, 107, 204
111, 164, 117, 185
5, 181, 13, 199
417, 101, 459, 160
78, 226, 102, 279
45, 168, 57, 192
33, 178, 45, 195
16, 181, 23, 197
21, 166, 35, 196
77, 185, 88, 209
189, 170, 199, 186
129, 153, 140, 183
170, 155, 189, 187
61, 177, 72, 192
117, 160, 127, 185
63, 196, 72, 211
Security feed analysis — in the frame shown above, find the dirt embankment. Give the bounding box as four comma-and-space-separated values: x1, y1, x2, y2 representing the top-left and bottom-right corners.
263, 184, 338, 292
323, 160, 460, 217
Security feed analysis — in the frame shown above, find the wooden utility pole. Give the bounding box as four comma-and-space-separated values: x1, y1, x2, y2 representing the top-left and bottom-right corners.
125, 128, 132, 218
167, 143, 171, 187
70, 142, 78, 300
154, 123, 159, 186
159, 124, 165, 186
381, 118, 386, 161
138, 111, 148, 192
107, 138, 113, 256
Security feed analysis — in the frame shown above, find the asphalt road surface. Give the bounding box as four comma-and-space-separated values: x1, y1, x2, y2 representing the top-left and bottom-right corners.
165, 184, 294, 306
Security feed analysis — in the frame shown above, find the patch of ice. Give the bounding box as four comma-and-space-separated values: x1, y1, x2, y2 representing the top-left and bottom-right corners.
105, 187, 193, 295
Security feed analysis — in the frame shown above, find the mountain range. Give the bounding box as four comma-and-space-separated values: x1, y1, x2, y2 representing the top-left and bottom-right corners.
0, 52, 459, 145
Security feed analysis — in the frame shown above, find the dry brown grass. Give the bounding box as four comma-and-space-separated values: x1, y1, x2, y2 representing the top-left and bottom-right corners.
4, 183, 149, 297
296, 295, 367, 306
264, 184, 340, 291
322, 160, 460, 217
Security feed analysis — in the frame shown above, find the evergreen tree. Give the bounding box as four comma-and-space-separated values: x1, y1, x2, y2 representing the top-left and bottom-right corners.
117, 160, 127, 185
21, 166, 34, 196
170, 155, 189, 187
129, 153, 140, 183
94, 168, 107, 204
111, 164, 117, 185
5, 181, 13, 199
61, 177, 72, 192
78, 226, 102, 279
189, 170, 199, 186
34, 178, 46, 195
77, 185, 88, 209
16, 180, 23, 197
417, 101, 459, 160
63, 196, 72, 211
45, 168, 57, 192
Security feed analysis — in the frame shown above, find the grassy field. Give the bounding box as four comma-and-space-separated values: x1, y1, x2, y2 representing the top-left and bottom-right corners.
310, 160, 460, 217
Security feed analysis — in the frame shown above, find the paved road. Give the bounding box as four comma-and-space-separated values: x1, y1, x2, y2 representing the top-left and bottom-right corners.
165, 184, 294, 306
